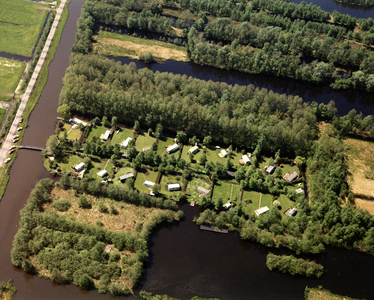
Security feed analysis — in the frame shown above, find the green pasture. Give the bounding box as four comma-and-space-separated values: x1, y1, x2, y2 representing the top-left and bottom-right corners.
0, 0, 49, 56
134, 168, 158, 193
0, 57, 26, 99
111, 127, 133, 145
135, 133, 156, 151
212, 181, 240, 203
186, 177, 211, 203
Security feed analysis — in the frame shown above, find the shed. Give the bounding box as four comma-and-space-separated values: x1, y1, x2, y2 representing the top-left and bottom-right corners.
227, 171, 236, 178
287, 207, 297, 217
144, 180, 155, 188
285, 170, 298, 182
188, 146, 199, 154
223, 201, 232, 209
74, 162, 84, 172
119, 173, 134, 182
121, 152, 127, 158
242, 155, 250, 165
167, 143, 179, 154
168, 183, 181, 191
197, 186, 209, 195
104, 245, 112, 254
120, 137, 132, 149
295, 188, 304, 194
266, 164, 276, 174
101, 130, 111, 141
97, 170, 108, 178
142, 146, 151, 151
218, 149, 227, 158
255, 206, 270, 216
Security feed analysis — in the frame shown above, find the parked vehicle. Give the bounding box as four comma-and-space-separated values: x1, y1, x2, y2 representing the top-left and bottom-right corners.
9, 146, 15, 150
9, 149, 15, 154
17, 127, 22, 131
4, 158, 10, 164
19, 117, 23, 123
13, 135, 19, 139
13, 138, 19, 143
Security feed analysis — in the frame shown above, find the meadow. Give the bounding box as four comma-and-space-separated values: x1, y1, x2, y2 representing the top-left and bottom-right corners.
0, 57, 26, 100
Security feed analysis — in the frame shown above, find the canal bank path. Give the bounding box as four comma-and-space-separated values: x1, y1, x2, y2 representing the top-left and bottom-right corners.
0, 0, 67, 169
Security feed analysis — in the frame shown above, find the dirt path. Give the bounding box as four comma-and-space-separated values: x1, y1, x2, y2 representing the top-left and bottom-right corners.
259, 193, 262, 209
0, 0, 67, 168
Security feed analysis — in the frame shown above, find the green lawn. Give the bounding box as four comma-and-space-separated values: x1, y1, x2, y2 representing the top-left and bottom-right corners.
54, 155, 83, 173
0, 0, 49, 56
135, 133, 156, 151
0, 57, 26, 99
59, 123, 82, 141
212, 181, 240, 203
111, 128, 133, 145
87, 125, 108, 142
159, 172, 183, 197
134, 168, 158, 193
186, 177, 212, 203
113, 166, 134, 186
157, 136, 178, 155
0, 107, 6, 125
86, 159, 110, 179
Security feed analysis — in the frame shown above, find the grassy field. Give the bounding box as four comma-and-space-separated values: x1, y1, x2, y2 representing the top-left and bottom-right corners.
111, 127, 133, 145
54, 155, 83, 173
158, 136, 178, 154
134, 168, 158, 193
0, 0, 49, 56
0, 57, 26, 100
160, 172, 183, 197
186, 177, 211, 203
345, 138, 374, 214
305, 287, 362, 300
0, 107, 6, 125
113, 166, 134, 186
212, 181, 241, 203
135, 133, 156, 151
93, 30, 188, 62
59, 123, 82, 141
87, 159, 110, 179
87, 125, 108, 142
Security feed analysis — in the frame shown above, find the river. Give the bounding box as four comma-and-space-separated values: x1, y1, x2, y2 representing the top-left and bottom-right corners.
0, 0, 374, 299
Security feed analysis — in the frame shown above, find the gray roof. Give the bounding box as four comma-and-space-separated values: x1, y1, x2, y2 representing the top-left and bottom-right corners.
197, 186, 209, 195
119, 173, 134, 181
286, 170, 298, 182
266, 164, 276, 174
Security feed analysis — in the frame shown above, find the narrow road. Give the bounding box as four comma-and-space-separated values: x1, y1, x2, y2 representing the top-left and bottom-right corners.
0, 0, 67, 169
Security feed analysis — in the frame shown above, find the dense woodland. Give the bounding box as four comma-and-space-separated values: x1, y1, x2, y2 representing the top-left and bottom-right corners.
11, 177, 183, 295
73, 0, 374, 92
337, 0, 374, 7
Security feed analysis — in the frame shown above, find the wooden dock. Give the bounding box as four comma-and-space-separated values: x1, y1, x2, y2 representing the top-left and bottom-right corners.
200, 225, 228, 234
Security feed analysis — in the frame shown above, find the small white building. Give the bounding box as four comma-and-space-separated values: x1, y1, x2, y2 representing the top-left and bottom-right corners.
119, 173, 134, 182
101, 130, 111, 141
120, 137, 132, 149
69, 117, 87, 127
166, 143, 179, 154
254, 206, 269, 216
242, 155, 250, 165
295, 188, 304, 194
188, 146, 199, 155
223, 201, 232, 209
97, 170, 108, 178
144, 180, 155, 188
168, 183, 181, 191
218, 149, 227, 158
74, 162, 85, 172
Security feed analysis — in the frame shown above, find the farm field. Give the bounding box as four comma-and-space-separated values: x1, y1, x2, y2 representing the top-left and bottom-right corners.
0, 57, 26, 100
0, 0, 49, 56
92, 30, 188, 62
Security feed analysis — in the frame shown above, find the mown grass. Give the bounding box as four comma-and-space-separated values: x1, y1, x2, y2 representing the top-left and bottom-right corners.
59, 123, 82, 141
110, 127, 133, 145
160, 172, 182, 197
157, 136, 177, 154
54, 155, 83, 173
134, 168, 158, 193
0, 0, 71, 202
113, 166, 134, 186
0, 57, 26, 99
0, 0, 49, 56
135, 133, 155, 151
241, 190, 274, 215
212, 181, 240, 203
87, 125, 108, 142
93, 30, 188, 62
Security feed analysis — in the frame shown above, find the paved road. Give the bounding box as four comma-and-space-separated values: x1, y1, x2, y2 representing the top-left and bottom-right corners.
0, 0, 67, 169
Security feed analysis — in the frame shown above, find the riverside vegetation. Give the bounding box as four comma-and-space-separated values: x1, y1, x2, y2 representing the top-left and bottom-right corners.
11, 178, 183, 296
72, 0, 374, 92
266, 253, 324, 278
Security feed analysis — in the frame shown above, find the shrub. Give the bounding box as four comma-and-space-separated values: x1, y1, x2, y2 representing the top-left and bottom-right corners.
78, 195, 90, 208
53, 199, 71, 212
79, 274, 93, 290
98, 202, 108, 213
109, 251, 120, 262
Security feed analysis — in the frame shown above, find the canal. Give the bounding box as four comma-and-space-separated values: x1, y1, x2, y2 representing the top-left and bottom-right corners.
0, 0, 373, 299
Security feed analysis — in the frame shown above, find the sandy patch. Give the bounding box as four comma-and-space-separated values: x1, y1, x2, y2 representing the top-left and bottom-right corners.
97, 37, 187, 61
